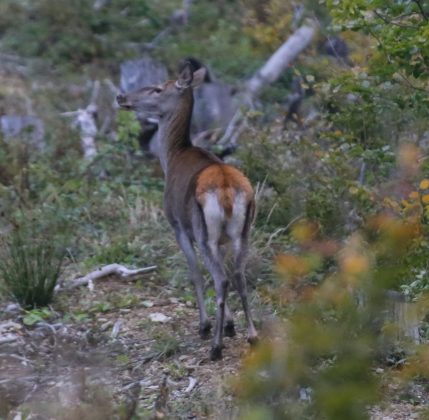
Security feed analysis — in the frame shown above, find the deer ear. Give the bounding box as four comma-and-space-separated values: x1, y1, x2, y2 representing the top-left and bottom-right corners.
176, 63, 193, 89
191, 68, 206, 89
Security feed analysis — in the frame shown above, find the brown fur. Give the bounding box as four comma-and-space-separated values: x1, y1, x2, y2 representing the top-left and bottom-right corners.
195, 164, 253, 217
117, 64, 258, 360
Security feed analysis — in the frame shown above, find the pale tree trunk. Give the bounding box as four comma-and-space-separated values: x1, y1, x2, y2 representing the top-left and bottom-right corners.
219, 21, 316, 146
61, 81, 100, 161
246, 22, 316, 98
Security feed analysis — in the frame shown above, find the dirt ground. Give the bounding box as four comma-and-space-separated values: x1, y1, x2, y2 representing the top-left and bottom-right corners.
0, 273, 427, 419
0, 274, 255, 419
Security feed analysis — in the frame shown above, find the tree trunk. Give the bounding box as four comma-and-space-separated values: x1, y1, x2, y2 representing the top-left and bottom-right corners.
246, 22, 316, 98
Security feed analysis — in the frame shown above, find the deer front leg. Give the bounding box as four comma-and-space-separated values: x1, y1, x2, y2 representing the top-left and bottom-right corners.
174, 228, 211, 338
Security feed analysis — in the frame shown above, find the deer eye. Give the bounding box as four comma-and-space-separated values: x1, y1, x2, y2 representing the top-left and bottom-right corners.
152, 87, 163, 93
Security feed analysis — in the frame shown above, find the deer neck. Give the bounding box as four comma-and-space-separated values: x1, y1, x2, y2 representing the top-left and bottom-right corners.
157, 93, 193, 176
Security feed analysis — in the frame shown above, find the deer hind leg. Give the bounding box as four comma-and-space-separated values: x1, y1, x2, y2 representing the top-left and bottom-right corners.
224, 302, 236, 337
173, 225, 211, 339
199, 240, 228, 361
219, 246, 235, 337
227, 198, 258, 345
197, 193, 230, 360
232, 237, 258, 345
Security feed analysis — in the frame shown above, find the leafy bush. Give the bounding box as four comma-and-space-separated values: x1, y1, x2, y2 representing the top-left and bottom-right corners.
0, 230, 65, 308
239, 122, 374, 235
0, 0, 161, 68
236, 210, 428, 419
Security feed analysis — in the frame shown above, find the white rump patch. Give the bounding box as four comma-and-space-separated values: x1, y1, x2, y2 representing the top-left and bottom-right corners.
226, 192, 247, 240
202, 191, 248, 254
202, 192, 225, 252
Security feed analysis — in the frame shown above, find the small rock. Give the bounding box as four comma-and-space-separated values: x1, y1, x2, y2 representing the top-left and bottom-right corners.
142, 300, 154, 308
148, 313, 171, 323
100, 321, 113, 331
1, 115, 45, 150
299, 387, 312, 401
0, 321, 22, 333
4, 304, 22, 313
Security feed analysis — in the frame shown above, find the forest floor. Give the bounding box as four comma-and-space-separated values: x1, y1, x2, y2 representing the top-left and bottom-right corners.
0, 272, 427, 419
0, 272, 259, 419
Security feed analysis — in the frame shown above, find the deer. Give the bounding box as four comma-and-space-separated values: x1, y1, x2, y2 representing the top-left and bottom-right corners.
116, 62, 258, 360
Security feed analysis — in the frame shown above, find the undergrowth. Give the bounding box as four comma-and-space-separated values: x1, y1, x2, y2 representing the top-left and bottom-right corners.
0, 230, 65, 308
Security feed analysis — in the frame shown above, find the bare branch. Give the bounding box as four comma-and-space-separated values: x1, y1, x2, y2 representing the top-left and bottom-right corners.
62, 81, 100, 161
219, 21, 316, 147
58, 264, 157, 290
89, 80, 101, 105
246, 22, 316, 97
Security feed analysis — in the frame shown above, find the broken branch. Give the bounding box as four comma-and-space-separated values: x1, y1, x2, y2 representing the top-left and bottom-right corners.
59, 264, 157, 290
246, 22, 316, 97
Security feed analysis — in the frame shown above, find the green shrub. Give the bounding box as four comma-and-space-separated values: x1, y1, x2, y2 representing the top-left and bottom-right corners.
0, 0, 161, 68
0, 230, 65, 308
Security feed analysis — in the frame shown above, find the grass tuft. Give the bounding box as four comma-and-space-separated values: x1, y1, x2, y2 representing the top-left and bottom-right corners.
0, 230, 65, 308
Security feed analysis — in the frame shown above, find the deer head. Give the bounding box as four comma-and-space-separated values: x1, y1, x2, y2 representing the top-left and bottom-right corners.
117, 63, 206, 119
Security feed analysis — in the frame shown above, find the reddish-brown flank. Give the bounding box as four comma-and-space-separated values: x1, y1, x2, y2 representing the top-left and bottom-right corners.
195, 164, 254, 217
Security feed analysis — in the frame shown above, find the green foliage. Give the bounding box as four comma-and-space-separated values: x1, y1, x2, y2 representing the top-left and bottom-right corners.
236, 212, 428, 418
0, 0, 428, 417
155, 1, 264, 80
23, 307, 53, 326
0, 230, 65, 308
85, 236, 141, 266
150, 330, 180, 360
240, 123, 374, 235
234, 2, 429, 416
0, 0, 161, 69
204, 287, 217, 316
318, 0, 429, 167
116, 110, 142, 150
327, 0, 429, 81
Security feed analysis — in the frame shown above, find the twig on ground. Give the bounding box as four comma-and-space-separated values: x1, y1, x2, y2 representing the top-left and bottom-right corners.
0, 376, 39, 385
57, 264, 157, 291
35, 322, 58, 348
111, 319, 123, 339
0, 353, 33, 365
0, 336, 19, 345
184, 376, 197, 393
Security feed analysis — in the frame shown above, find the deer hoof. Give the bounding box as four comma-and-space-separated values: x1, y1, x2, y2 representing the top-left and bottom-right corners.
210, 346, 223, 361
199, 321, 212, 340
247, 335, 259, 346
224, 321, 236, 337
